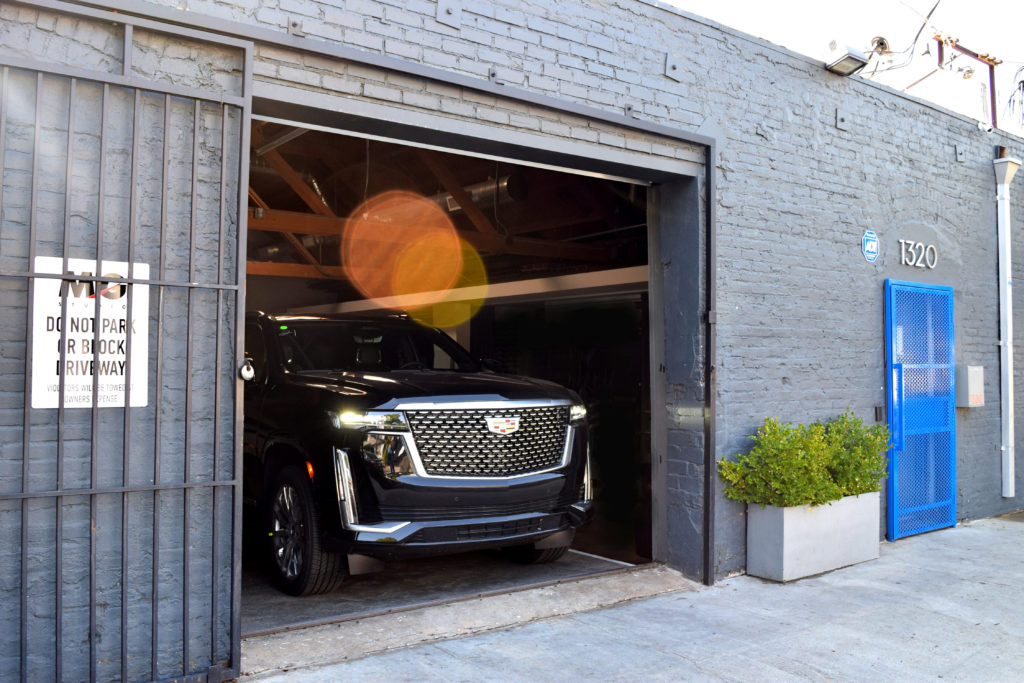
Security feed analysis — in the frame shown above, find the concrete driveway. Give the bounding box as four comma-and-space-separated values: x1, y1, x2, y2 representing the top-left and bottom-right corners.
243, 511, 1024, 681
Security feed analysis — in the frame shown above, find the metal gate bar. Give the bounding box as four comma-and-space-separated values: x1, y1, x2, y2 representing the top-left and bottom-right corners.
88, 82, 108, 683
213, 101, 231, 670
19, 70, 43, 683
54, 73, 78, 683
120, 86, 142, 683
0, 3, 252, 677
231, 71, 254, 679
152, 92, 171, 683
183, 98, 197, 677
0, 480, 233, 501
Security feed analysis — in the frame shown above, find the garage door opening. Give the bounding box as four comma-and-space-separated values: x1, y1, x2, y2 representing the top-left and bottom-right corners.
241, 117, 657, 634
472, 296, 652, 564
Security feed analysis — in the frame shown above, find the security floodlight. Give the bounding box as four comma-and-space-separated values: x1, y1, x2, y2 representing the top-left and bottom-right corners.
826, 45, 869, 76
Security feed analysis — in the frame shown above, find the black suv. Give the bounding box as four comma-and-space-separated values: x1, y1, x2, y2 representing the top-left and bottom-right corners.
243, 312, 593, 595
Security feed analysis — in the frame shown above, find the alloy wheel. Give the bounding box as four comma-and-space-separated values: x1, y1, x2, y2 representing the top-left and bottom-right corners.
271, 483, 306, 580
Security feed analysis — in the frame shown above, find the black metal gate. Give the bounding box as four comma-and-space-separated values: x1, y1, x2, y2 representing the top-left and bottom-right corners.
0, 2, 251, 680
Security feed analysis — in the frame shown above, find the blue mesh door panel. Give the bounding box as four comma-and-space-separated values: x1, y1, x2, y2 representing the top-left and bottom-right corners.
885, 280, 956, 540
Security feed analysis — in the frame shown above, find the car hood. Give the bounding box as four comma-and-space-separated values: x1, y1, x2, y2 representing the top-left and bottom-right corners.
286, 369, 579, 408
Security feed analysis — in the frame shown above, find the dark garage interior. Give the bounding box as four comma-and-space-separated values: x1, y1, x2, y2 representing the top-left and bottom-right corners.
242, 118, 654, 632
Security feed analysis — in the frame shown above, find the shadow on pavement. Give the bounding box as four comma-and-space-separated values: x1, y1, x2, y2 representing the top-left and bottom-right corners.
241, 549, 629, 636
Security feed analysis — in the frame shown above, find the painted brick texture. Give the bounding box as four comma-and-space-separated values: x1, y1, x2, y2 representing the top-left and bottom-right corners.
6, 0, 1024, 594
189, 0, 1024, 575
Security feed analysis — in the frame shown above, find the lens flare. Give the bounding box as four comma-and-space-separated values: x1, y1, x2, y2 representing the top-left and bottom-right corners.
409, 240, 489, 329
342, 191, 462, 308
391, 230, 464, 300
342, 191, 489, 327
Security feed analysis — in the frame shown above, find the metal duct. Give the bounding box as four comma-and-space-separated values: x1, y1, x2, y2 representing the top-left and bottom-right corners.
429, 174, 527, 213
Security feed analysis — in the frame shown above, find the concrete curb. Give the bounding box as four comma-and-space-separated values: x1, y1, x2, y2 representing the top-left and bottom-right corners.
241, 565, 697, 679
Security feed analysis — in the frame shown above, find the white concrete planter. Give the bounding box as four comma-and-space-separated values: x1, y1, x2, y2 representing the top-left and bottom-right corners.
746, 491, 880, 582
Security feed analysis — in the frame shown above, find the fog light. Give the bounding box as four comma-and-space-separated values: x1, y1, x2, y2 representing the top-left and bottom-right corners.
362, 433, 415, 478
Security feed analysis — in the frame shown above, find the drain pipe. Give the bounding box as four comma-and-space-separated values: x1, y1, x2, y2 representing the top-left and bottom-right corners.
994, 148, 1021, 498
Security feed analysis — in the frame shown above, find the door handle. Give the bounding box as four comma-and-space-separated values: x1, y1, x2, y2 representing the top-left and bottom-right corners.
892, 363, 905, 451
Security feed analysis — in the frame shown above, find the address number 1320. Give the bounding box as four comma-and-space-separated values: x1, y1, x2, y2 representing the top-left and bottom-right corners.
899, 239, 938, 269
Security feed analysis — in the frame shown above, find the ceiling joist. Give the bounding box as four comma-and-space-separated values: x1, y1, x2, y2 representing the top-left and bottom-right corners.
247, 262, 348, 279
247, 208, 615, 263
247, 125, 625, 280
252, 124, 335, 218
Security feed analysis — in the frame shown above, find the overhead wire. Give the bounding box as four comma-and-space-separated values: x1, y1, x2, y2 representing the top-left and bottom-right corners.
1006, 65, 1024, 125
858, 0, 1023, 130
864, 0, 943, 77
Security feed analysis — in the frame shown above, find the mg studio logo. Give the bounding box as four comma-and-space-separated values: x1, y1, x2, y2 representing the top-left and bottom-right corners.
61, 272, 129, 300
485, 416, 520, 435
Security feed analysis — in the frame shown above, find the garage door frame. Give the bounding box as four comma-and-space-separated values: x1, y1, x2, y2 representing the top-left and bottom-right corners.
246, 98, 716, 582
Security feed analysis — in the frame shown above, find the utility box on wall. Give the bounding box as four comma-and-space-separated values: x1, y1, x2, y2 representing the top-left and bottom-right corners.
956, 365, 985, 407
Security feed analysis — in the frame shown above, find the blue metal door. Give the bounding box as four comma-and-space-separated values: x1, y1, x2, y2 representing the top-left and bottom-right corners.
885, 280, 956, 540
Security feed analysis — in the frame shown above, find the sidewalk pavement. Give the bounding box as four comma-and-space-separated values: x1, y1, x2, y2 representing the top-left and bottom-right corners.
242, 511, 1024, 681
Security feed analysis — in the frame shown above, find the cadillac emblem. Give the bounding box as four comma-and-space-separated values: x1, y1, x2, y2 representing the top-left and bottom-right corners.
485, 416, 520, 435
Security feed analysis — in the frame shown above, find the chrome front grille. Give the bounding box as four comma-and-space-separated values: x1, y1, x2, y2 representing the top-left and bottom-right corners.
405, 405, 570, 477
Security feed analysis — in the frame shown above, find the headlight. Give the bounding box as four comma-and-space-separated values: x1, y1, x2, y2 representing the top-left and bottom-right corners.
570, 404, 587, 422
361, 433, 415, 478
333, 410, 410, 431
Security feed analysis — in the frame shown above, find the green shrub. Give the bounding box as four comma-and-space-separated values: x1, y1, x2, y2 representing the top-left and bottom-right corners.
718, 412, 889, 508
824, 410, 889, 497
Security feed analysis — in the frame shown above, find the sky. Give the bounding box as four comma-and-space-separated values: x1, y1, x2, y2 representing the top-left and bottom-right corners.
660, 0, 1024, 137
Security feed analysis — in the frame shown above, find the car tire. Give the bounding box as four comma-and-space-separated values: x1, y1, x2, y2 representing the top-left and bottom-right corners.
500, 543, 569, 565
267, 465, 347, 596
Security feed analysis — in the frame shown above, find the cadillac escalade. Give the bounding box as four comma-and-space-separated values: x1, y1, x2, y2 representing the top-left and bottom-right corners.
243, 312, 593, 595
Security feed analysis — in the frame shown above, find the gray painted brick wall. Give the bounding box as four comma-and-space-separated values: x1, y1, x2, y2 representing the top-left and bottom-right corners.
5, 0, 1024, 644
192, 0, 1024, 576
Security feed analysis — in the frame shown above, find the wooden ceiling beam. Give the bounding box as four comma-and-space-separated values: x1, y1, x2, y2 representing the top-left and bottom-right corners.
252, 126, 335, 218
415, 149, 500, 236
247, 261, 347, 279
248, 209, 614, 262
281, 232, 323, 268
249, 208, 345, 236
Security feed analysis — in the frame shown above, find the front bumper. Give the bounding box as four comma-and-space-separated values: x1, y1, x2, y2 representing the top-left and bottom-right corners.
342, 502, 593, 560
324, 409, 592, 561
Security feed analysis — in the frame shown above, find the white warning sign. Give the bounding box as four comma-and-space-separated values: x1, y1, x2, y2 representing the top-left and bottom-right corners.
31, 257, 149, 409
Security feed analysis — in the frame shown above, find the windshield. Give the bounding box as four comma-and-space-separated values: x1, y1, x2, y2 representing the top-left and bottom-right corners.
273, 319, 480, 374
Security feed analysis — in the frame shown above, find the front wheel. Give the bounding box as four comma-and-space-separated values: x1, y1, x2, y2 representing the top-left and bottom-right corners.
267, 466, 347, 596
